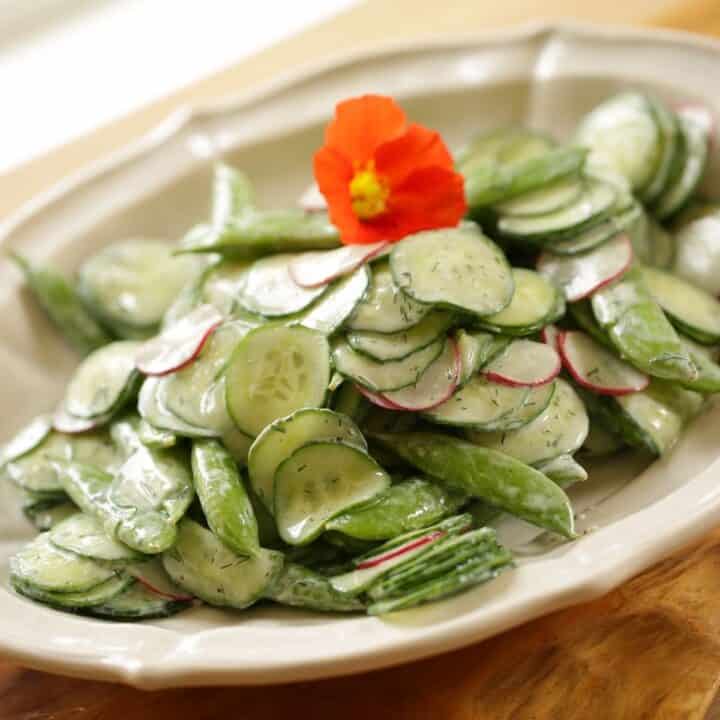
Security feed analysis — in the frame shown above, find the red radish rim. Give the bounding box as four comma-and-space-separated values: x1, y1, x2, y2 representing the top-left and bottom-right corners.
540, 324, 562, 351
136, 309, 223, 377
484, 348, 561, 388
135, 576, 194, 603
355, 384, 401, 410
289, 242, 388, 289
356, 530, 446, 569
53, 406, 102, 434
558, 330, 649, 396
537, 234, 633, 302
379, 339, 461, 411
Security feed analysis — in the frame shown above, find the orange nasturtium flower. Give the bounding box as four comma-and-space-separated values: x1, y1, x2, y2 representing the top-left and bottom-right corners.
313, 95, 467, 245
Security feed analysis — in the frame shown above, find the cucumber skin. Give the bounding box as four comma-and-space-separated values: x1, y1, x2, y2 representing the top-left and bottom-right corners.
373, 433, 574, 538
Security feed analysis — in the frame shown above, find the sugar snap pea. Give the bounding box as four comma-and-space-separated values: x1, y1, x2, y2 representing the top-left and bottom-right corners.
373, 433, 575, 538
325, 477, 468, 540
11, 253, 112, 354
191, 439, 259, 557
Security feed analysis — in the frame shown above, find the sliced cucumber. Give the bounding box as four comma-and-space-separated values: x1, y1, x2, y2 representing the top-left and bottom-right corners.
425, 377, 554, 431
549, 203, 641, 256
494, 176, 584, 217
576, 92, 661, 192
49, 513, 142, 564
640, 96, 680, 204
297, 265, 370, 335
225, 325, 331, 437
239, 254, 328, 317
476, 269, 562, 335
0, 414, 53, 468
199, 260, 253, 317
138, 419, 177, 449
332, 338, 443, 392
678, 337, 720, 393
273, 440, 390, 545
24, 500, 77, 532
138, 377, 217, 438
331, 382, 370, 424
79, 239, 197, 337
497, 179, 617, 240
345, 261, 430, 334
64, 341, 140, 419
347, 310, 455, 362
162, 320, 250, 433
390, 226, 513, 317
535, 454, 587, 488
454, 330, 511, 385
248, 408, 366, 512
10, 532, 117, 593
3, 432, 72, 494
85, 581, 191, 620
467, 378, 588, 464
672, 215, 720, 296
640, 266, 720, 345
654, 107, 710, 219
13, 573, 132, 610
162, 518, 283, 609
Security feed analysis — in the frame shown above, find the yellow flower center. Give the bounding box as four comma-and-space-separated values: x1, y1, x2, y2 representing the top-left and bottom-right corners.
349, 163, 389, 220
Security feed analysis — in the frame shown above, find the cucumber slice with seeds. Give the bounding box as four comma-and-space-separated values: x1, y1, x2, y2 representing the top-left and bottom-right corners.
64, 341, 141, 419
239, 254, 328, 317
273, 440, 390, 545
226, 325, 331, 437
248, 408, 367, 512
346, 261, 430, 334
390, 226, 513, 317
332, 338, 443, 392
347, 310, 454, 362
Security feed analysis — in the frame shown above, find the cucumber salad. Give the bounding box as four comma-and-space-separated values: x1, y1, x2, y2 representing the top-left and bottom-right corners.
4, 91, 720, 621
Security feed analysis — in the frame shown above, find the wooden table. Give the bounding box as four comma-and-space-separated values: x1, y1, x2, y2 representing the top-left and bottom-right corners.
3, 2, 720, 718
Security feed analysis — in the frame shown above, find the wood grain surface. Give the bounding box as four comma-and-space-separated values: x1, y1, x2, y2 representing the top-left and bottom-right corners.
2, 1, 720, 718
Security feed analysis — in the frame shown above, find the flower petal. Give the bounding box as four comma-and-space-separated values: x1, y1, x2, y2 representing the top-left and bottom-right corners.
374, 124, 455, 188
325, 95, 407, 166
386, 165, 467, 236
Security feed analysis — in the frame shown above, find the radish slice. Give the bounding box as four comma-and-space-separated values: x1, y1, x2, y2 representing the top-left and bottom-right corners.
298, 182, 327, 212
537, 234, 633, 302
356, 530, 445, 569
380, 339, 460, 411
289, 242, 388, 288
127, 560, 194, 602
483, 339, 561, 387
135, 304, 223, 376
355, 384, 400, 410
540, 324, 562, 351
559, 330, 649, 396
53, 406, 104, 434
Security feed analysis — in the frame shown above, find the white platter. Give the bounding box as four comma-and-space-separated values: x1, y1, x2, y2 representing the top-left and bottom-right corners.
2, 21, 720, 689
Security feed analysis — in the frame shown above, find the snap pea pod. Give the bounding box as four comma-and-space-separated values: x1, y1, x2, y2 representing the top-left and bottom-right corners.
56, 444, 193, 555
367, 527, 503, 600
10, 253, 112, 354
264, 563, 364, 613
210, 164, 255, 226
676, 338, 720, 394
179, 209, 340, 257
591, 267, 696, 381
465, 146, 588, 209
191, 439, 259, 557
373, 433, 575, 538
367, 544, 513, 615
325, 477, 468, 541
